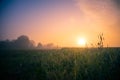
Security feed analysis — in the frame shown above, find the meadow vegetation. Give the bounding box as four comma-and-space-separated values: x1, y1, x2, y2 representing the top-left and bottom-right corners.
0, 48, 120, 80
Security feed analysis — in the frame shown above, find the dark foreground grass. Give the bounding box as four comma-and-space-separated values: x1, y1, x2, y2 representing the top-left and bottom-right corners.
0, 48, 120, 80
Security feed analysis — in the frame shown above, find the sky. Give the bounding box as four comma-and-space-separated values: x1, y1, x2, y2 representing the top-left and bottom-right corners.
0, 0, 120, 47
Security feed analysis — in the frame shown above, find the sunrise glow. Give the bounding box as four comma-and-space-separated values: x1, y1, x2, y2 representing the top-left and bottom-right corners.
77, 38, 86, 47
0, 0, 120, 47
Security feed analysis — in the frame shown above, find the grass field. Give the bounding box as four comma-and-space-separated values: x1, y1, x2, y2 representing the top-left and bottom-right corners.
0, 48, 120, 80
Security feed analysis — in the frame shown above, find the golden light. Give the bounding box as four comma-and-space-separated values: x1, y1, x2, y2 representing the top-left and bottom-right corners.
77, 38, 86, 47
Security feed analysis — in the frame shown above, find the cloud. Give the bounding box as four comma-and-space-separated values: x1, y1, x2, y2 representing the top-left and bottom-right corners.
75, 0, 120, 29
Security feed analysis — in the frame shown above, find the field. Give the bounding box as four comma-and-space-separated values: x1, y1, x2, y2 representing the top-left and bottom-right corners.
0, 48, 120, 80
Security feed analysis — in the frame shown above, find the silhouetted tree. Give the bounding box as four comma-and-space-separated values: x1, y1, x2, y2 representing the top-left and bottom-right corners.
37, 42, 43, 49
0, 40, 11, 49
29, 40, 36, 48
0, 35, 35, 49
14, 35, 35, 49
14, 35, 30, 48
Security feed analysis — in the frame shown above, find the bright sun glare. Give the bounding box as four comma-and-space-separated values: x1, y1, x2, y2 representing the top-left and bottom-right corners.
78, 38, 86, 46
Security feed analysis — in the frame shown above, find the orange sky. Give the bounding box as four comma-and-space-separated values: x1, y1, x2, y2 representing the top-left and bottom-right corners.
0, 0, 120, 47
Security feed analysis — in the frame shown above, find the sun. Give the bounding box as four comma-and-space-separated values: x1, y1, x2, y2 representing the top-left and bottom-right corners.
77, 38, 86, 46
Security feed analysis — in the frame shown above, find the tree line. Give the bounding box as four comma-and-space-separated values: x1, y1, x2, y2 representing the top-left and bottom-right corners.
0, 35, 56, 49
0, 33, 105, 49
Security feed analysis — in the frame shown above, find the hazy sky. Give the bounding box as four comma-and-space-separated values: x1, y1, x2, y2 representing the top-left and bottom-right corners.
0, 0, 120, 47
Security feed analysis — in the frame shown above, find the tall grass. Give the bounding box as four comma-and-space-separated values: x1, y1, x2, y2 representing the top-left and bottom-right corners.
0, 48, 120, 80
